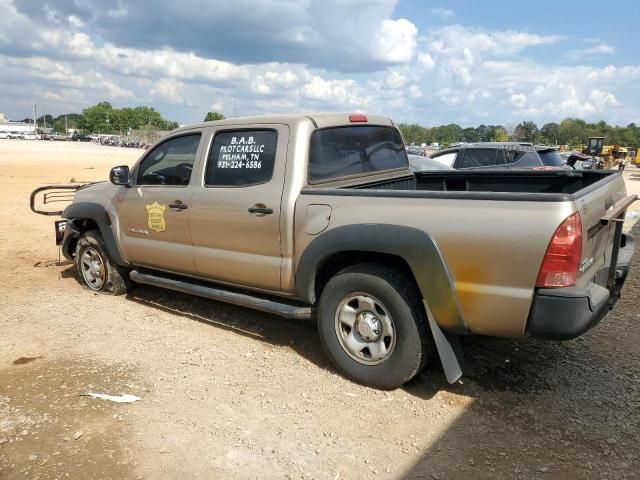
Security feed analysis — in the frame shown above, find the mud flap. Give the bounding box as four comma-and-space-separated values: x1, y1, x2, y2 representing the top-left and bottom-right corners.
423, 300, 464, 384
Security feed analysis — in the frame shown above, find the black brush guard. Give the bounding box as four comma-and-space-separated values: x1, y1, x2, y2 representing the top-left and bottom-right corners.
29, 184, 91, 216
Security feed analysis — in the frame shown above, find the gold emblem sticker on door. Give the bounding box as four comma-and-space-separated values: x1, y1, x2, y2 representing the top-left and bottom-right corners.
146, 202, 166, 233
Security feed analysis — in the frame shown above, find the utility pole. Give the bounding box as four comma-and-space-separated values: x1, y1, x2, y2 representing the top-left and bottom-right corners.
65, 114, 68, 134
32, 104, 37, 132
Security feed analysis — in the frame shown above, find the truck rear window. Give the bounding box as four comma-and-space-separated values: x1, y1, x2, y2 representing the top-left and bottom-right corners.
309, 126, 408, 182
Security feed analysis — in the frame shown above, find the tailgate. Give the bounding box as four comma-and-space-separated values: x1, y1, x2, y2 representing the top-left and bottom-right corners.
574, 172, 632, 287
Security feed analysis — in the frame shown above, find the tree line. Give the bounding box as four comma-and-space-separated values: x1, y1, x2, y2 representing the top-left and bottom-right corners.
399, 118, 640, 148
20, 104, 640, 148
21, 102, 180, 134
20, 105, 231, 134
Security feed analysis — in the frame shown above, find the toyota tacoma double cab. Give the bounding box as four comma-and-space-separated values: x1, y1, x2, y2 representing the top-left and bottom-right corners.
32, 113, 637, 389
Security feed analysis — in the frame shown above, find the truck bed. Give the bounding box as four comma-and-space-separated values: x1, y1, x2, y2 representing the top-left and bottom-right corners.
329, 170, 619, 202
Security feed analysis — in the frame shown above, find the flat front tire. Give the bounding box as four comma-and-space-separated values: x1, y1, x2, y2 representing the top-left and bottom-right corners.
74, 230, 129, 295
317, 264, 431, 389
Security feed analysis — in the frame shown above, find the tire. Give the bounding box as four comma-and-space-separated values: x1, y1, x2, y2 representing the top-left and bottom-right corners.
74, 230, 130, 295
317, 264, 432, 389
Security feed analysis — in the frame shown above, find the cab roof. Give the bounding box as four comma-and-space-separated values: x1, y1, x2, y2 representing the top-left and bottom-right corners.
176, 113, 394, 132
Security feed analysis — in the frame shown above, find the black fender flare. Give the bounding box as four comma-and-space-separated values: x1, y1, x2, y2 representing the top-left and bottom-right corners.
62, 202, 128, 266
296, 224, 467, 333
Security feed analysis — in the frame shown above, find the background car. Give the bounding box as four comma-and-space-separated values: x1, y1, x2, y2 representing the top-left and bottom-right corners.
0, 132, 8, 139
561, 151, 596, 170
430, 142, 567, 170
407, 154, 454, 172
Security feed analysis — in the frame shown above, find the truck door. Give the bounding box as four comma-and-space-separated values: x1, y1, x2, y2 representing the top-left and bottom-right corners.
189, 125, 288, 292
112, 131, 204, 274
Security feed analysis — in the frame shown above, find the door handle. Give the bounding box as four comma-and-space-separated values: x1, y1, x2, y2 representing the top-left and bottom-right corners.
169, 200, 188, 211
248, 205, 273, 216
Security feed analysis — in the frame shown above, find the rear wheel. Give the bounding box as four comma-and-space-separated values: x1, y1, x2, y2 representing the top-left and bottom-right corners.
74, 230, 130, 295
317, 264, 432, 389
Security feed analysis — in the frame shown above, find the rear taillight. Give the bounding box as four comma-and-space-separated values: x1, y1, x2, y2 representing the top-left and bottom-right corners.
536, 212, 583, 288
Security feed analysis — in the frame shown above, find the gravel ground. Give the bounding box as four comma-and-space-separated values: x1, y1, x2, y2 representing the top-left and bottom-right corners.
1, 140, 639, 479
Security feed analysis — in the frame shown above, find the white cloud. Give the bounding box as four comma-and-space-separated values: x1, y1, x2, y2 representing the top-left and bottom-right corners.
372, 18, 418, 63
150, 79, 185, 105
209, 101, 224, 111
97, 46, 250, 84
427, 25, 562, 57
255, 98, 297, 112
300, 77, 368, 107
567, 42, 615, 60
68, 15, 84, 28
384, 70, 408, 89
430, 8, 454, 19
417, 52, 435, 70
67, 33, 94, 57
408, 85, 423, 98
107, 3, 128, 19
251, 70, 306, 95
589, 89, 618, 107
510, 93, 527, 108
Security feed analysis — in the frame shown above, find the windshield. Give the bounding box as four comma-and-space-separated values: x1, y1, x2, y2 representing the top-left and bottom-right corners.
538, 149, 565, 167
309, 126, 408, 182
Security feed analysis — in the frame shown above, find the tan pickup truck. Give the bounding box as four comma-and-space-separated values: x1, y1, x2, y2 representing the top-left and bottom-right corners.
32, 113, 637, 388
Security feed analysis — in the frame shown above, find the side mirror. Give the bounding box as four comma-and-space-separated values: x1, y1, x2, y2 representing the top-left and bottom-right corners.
110, 165, 130, 186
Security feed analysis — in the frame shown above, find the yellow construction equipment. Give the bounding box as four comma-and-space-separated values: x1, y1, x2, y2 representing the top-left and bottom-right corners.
632, 148, 640, 168
583, 137, 632, 170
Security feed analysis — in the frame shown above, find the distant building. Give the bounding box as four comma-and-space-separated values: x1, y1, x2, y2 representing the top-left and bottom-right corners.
0, 113, 6, 123
0, 121, 36, 134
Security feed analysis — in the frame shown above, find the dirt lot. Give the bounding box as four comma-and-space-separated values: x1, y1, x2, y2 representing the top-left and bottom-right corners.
1, 139, 639, 479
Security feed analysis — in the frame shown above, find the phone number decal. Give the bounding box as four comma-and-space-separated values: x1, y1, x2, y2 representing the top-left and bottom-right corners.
216, 160, 262, 169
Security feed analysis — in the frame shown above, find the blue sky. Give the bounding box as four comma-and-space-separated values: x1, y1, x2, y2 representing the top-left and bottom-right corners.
0, 0, 638, 127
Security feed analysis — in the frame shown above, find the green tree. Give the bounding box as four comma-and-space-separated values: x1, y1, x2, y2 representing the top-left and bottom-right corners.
461, 127, 478, 142
513, 121, 539, 143
540, 122, 560, 145
490, 127, 509, 142
79, 102, 177, 134
51, 113, 83, 133
558, 118, 587, 146
204, 111, 225, 122
82, 102, 114, 133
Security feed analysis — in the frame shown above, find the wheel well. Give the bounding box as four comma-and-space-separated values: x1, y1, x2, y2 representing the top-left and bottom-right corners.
314, 251, 419, 302
66, 218, 99, 257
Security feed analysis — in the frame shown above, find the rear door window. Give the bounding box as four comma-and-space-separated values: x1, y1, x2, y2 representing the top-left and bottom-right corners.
205, 130, 277, 187
512, 151, 542, 167
309, 126, 407, 182
459, 148, 502, 168
505, 150, 525, 164
538, 150, 565, 167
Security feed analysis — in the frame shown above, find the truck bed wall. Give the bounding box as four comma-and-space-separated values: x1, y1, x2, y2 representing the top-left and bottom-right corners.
350, 170, 614, 196
413, 170, 611, 195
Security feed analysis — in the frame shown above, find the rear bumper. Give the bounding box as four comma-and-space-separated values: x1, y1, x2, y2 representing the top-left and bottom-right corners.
527, 233, 634, 340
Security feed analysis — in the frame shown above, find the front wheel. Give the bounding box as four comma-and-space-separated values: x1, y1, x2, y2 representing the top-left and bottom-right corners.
74, 230, 130, 295
317, 264, 432, 389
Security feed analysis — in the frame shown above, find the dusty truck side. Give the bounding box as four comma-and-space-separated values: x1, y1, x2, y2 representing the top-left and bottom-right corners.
33, 113, 636, 389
